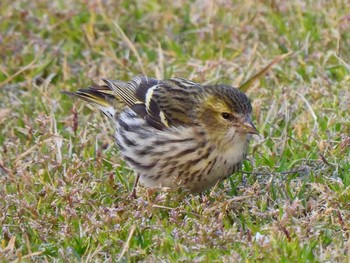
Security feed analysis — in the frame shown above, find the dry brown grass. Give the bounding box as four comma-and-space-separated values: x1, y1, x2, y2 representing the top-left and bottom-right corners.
1, 0, 349, 261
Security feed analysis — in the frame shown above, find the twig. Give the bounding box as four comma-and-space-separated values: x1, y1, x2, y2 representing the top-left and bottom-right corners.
295, 91, 318, 131
0, 160, 11, 175
118, 224, 136, 261
152, 205, 200, 218
239, 51, 293, 92
113, 22, 146, 75
0, 49, 43, 87
267, 121, 311, 150
319, 153, 336, 167
240, 168, 307, 176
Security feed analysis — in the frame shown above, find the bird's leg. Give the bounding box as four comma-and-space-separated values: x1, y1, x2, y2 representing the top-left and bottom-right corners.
129, 173, 140, 199
198, 192, 209, 204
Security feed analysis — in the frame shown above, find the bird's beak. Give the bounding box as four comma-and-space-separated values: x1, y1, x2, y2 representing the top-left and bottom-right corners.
242, 116, 259, 135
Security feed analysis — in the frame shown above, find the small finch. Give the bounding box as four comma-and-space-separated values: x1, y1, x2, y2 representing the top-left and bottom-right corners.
62, 76, 258, 198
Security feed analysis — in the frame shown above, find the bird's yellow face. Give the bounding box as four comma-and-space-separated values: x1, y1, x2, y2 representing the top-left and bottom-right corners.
198, 93, 258, 145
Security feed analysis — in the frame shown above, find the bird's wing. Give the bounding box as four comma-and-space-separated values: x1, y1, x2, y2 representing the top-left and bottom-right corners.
63, 76, 201, 130
104, 76, 202, 130
61, 84, 123, 119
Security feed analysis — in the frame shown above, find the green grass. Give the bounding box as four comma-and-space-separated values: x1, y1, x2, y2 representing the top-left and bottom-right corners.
1, 0, 350, 262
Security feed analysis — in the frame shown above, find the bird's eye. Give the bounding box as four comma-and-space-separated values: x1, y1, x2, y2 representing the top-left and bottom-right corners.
221, 112, 231, 120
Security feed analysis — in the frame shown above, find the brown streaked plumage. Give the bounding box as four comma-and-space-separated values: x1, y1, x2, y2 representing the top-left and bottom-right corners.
62, 76, 258, 197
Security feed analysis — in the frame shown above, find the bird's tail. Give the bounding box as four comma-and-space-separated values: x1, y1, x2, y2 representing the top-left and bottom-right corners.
62, 84, 122, 120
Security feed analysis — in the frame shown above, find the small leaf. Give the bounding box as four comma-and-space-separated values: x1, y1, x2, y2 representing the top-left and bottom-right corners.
239, 51, 294, 92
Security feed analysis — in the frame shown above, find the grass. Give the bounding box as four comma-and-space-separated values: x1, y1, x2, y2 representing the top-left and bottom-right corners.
1, 0, 350, 262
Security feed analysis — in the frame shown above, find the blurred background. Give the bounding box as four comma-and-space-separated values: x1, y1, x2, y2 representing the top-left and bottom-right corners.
1, 0, 349, 261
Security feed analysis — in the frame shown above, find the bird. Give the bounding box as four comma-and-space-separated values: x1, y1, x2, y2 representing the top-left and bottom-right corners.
62, 76, 258, 198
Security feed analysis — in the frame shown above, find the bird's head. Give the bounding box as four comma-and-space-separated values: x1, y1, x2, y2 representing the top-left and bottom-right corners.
197, 85, 258, 144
